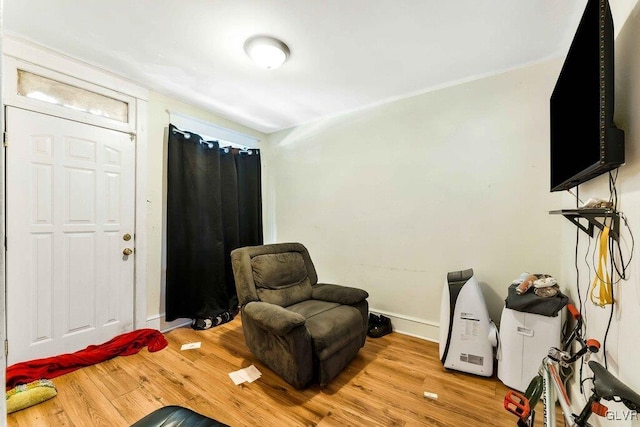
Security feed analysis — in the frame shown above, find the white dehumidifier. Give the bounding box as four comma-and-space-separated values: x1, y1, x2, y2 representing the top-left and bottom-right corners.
439, 268, 497, 376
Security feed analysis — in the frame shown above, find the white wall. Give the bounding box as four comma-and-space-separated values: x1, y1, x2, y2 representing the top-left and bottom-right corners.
264, 59, 566, 340
145, 91, 266, 330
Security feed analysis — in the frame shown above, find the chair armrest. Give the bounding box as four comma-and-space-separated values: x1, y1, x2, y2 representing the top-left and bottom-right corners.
243, 301, 306, 336
312, 283, 369, 305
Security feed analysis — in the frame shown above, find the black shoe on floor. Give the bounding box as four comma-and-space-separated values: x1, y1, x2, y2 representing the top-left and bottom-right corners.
368, 314, 392, 338
192, 317, 213, 330
192, 309, 237, 330
368, 313, 381, 332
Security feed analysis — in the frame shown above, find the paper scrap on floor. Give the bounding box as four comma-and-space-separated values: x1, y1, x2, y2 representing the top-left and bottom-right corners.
229, 365, 262, 385
180, 342, 201, 350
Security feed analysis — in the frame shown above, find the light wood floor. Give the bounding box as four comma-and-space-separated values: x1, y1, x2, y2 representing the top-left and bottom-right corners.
7, 315, 551, 426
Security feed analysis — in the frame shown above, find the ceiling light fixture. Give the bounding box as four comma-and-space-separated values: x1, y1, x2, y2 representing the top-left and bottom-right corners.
244, 36, 290, 70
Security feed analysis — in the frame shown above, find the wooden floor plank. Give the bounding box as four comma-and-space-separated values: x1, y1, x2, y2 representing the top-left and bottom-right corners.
48, 369, 129, 427
84, 358, 140, 401
109, 387, 166, 425
6, 315, 559, 426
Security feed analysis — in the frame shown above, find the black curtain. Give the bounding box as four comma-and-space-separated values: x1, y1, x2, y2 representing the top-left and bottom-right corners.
165, 124, 262, 322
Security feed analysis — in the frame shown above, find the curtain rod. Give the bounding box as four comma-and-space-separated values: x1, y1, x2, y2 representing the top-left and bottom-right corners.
166, 110, 260, 148
171, 126, 258, 154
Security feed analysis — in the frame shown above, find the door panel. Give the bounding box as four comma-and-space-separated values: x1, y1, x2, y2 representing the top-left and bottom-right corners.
6, 107, 135, 365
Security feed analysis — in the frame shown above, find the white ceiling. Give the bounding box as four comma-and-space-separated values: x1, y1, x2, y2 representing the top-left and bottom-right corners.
3, 0, 588, 134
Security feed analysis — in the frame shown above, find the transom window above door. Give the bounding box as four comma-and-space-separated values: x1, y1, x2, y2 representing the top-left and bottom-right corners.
17, 70, 129, 123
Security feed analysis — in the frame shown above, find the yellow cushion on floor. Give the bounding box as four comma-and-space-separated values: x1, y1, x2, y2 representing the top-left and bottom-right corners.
6, 379, 57, 414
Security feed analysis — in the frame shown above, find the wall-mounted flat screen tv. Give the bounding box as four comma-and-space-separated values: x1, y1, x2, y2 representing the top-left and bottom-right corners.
550, 0, 624, 192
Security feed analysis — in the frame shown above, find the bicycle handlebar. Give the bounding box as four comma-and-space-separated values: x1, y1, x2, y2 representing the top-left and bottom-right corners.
549, 304, 598, 366
567, 303, 581, 320
561, 303, 585, 352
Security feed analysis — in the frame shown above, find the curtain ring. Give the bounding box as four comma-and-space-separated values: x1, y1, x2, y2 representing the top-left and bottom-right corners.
171, 128, 191, 139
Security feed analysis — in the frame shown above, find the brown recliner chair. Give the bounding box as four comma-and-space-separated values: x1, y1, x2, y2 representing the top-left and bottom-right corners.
230, 242, 369, 389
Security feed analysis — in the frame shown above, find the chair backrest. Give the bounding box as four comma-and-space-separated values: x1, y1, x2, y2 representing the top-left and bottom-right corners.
231, 243, 318, 307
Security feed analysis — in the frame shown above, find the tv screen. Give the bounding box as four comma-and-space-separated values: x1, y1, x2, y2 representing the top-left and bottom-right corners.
549, 0, 624, 192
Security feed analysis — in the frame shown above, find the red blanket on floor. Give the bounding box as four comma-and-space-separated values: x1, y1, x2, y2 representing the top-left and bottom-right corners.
6, 328, 168, 389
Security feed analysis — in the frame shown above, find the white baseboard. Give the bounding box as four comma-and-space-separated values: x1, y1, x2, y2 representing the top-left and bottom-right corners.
146, 310, 441, 342
146, 313, 192, 332
370, 308, 439, 343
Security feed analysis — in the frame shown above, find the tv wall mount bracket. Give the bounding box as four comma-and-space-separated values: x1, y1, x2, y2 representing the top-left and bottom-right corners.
549, 208, 620, 241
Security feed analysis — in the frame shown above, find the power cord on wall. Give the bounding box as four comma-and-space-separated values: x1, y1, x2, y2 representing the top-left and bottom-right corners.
567, 169, 635, 393
588, 171, 634, 370
607, 170, 634, 282
569, 186, 587, 395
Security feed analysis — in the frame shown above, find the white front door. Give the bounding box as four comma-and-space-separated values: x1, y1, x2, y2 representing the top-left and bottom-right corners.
5, 107, 135, 365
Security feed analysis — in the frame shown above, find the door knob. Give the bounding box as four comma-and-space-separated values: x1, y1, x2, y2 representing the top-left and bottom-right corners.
123, 233, 132, 241
123, 248, 133, 256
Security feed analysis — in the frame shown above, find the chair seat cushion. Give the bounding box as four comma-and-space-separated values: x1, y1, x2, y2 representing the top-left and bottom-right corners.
286, 299, 340, 319
291, 303, 363, 361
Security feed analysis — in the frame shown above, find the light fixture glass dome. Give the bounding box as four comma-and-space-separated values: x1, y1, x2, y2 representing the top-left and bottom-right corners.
244, 36, 290, 70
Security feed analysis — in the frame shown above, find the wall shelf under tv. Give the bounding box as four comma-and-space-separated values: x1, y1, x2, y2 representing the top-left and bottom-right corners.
549, 208, 620, 241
